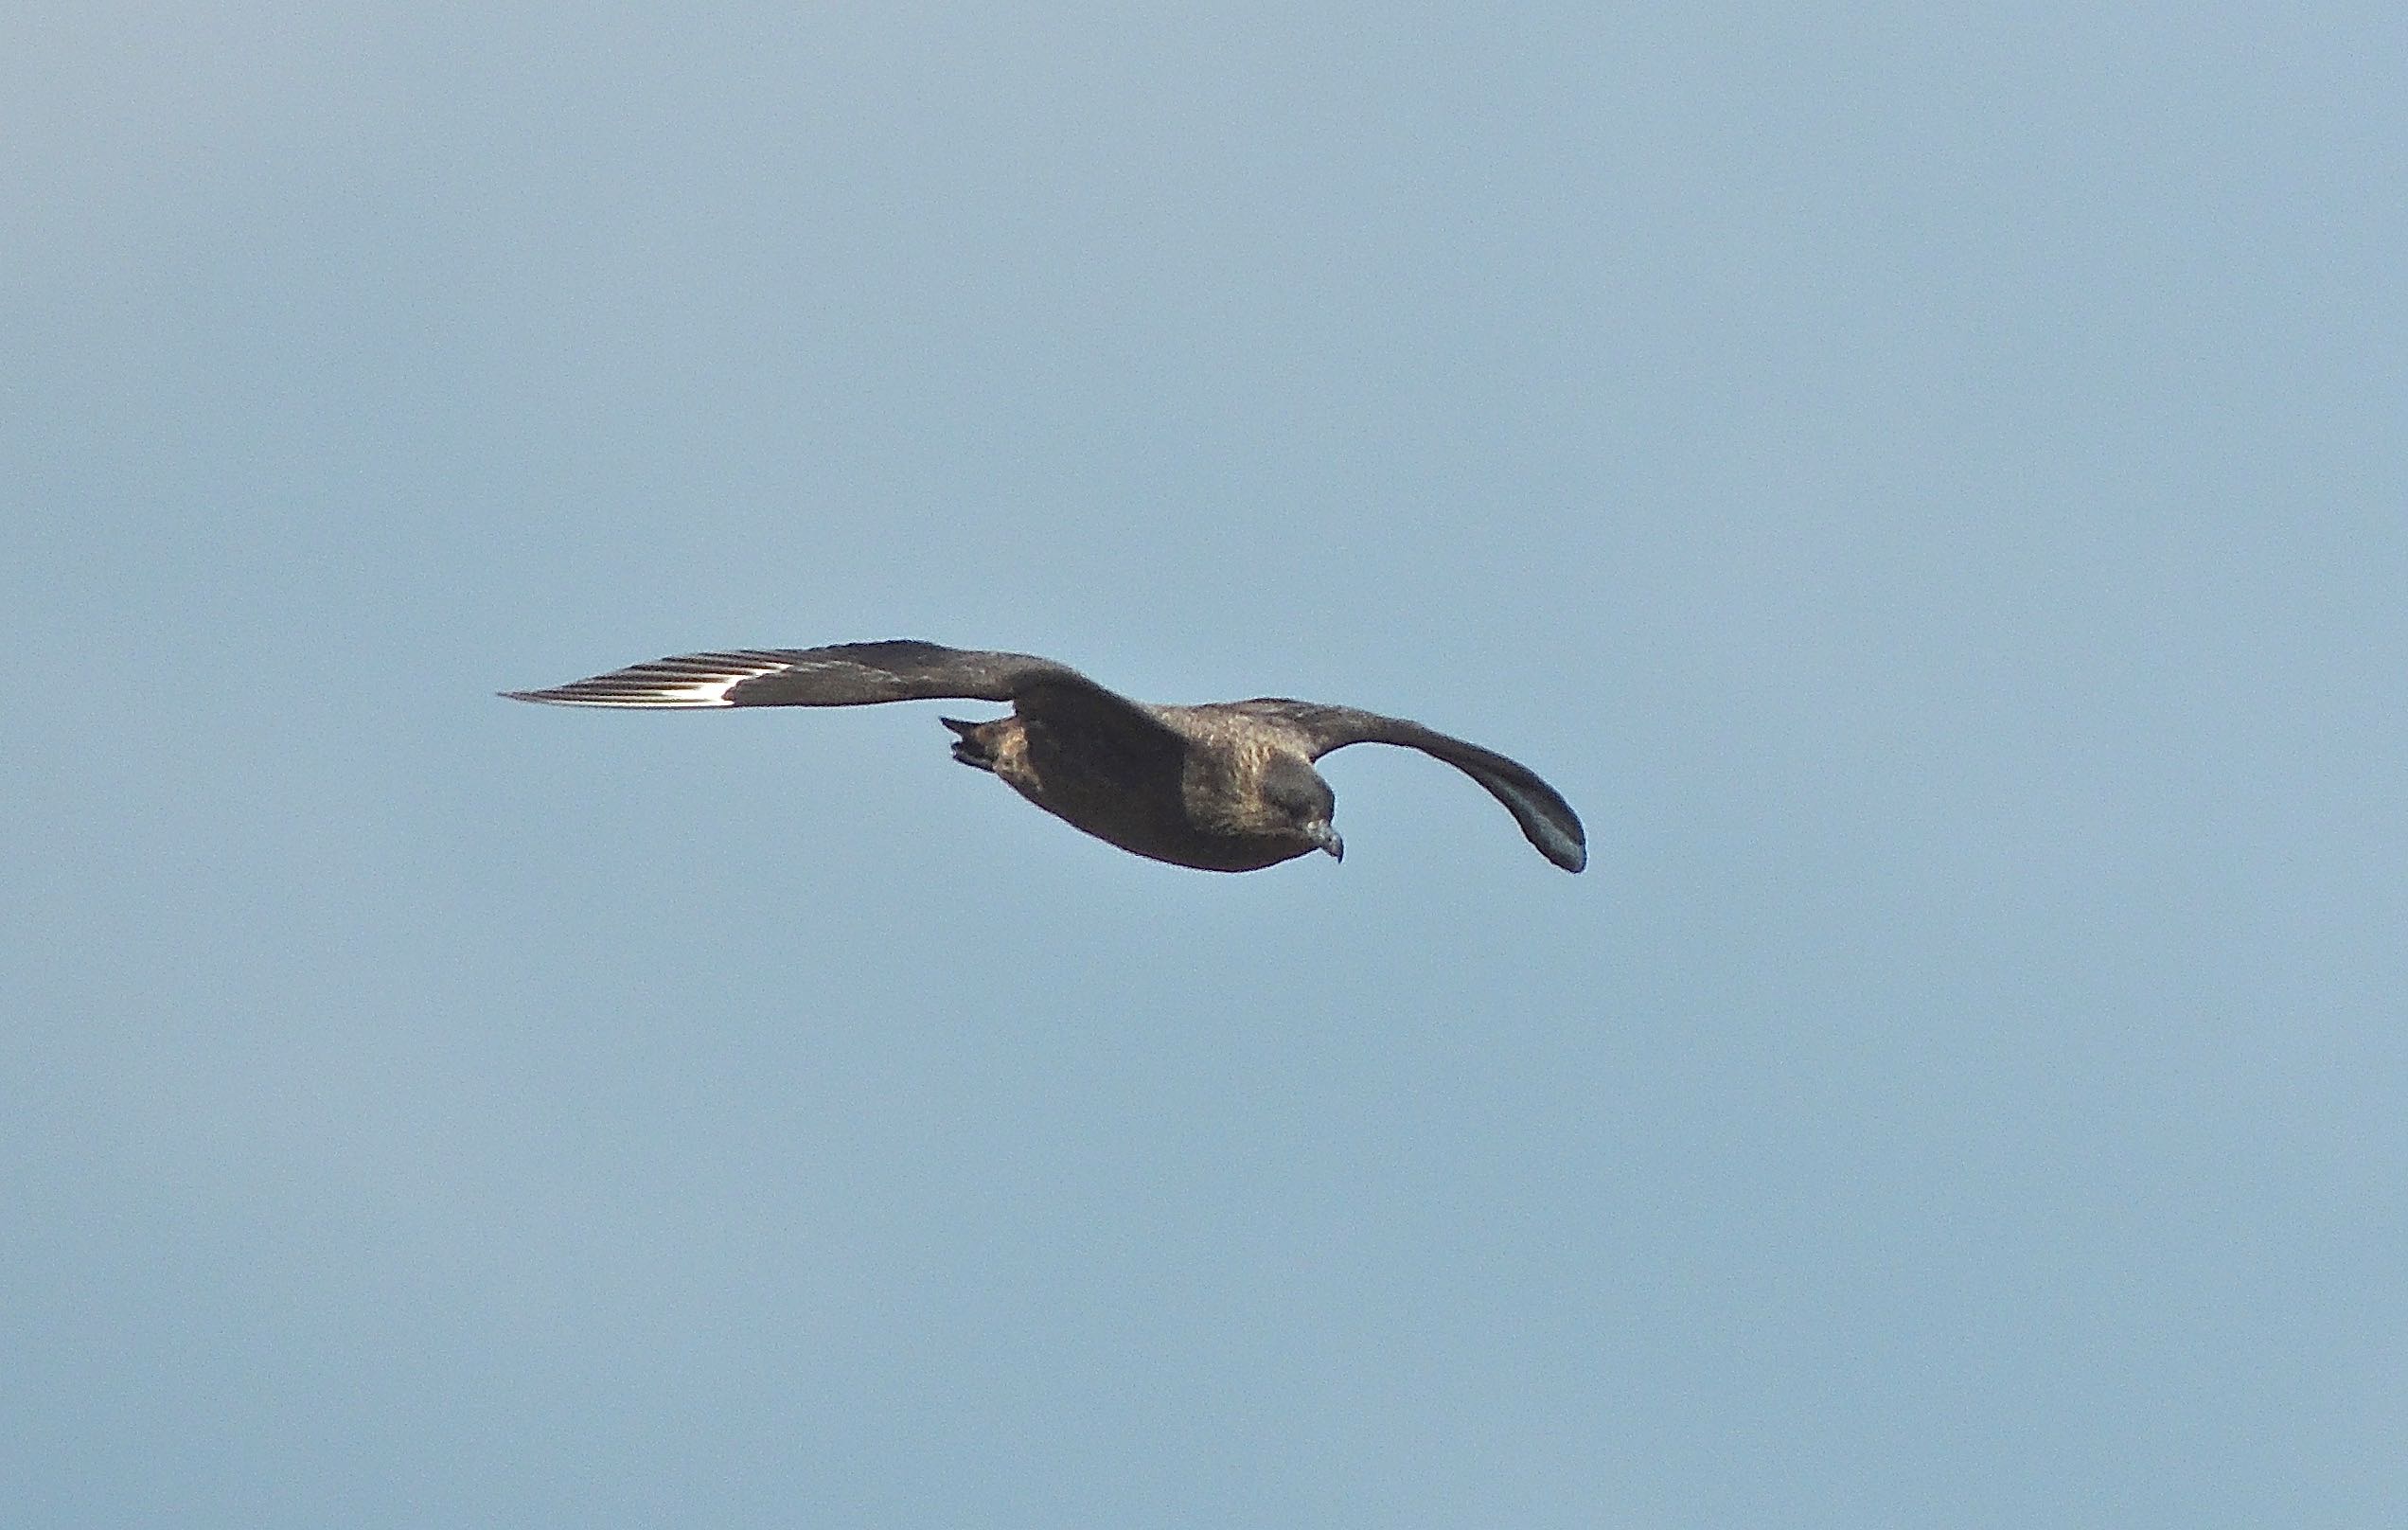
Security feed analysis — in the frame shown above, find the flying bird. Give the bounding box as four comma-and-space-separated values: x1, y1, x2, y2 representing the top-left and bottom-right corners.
504, 641, 1585, 873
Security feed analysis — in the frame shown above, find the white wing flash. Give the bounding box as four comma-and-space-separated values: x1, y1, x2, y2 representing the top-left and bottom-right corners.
501, 650, 798, 708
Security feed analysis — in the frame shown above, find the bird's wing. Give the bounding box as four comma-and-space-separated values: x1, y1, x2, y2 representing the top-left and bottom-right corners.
505, 639, 1182, 754
508, 640, 1073, 708
1227, 700, 1587, 872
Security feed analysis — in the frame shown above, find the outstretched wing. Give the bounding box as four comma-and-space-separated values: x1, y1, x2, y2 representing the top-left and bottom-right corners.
1229, 700, 1587, 873
505, 639, 1182, 756
504, 640, 1089, 709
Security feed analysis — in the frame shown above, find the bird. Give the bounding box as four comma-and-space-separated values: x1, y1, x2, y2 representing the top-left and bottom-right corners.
503, 640, 1585, 874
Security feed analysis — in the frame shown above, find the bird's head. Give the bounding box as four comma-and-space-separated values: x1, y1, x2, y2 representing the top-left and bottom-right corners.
1261, 754, 1343, 863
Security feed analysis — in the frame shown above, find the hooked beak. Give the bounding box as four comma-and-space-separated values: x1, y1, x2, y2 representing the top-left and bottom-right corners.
1307, 822, 1344, 862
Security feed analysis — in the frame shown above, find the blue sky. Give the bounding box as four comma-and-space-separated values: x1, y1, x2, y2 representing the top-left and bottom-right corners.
5, 5, 2402, 1525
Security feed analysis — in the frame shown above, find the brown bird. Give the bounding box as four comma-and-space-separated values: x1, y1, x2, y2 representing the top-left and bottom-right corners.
504, 641, 1585, 873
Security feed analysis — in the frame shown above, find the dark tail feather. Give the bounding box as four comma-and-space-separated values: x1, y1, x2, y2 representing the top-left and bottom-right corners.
941, 716, 997, 772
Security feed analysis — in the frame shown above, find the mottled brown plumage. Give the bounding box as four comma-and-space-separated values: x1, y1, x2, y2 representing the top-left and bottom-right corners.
504, 640, 1586, 873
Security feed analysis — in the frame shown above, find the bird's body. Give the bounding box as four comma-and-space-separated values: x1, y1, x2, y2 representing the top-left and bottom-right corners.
504, 641, 1585, 874
945, 704, 1329, 871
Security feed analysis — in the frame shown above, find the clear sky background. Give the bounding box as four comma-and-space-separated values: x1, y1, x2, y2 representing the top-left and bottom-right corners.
5, 5, 2402, 1525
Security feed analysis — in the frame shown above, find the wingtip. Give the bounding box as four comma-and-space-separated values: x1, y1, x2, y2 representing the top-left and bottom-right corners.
500, 687, 602, 705
1531, 823, 1587, 873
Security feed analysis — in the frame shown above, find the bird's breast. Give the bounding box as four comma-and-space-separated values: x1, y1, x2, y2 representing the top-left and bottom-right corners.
990, 719, 1307, 872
